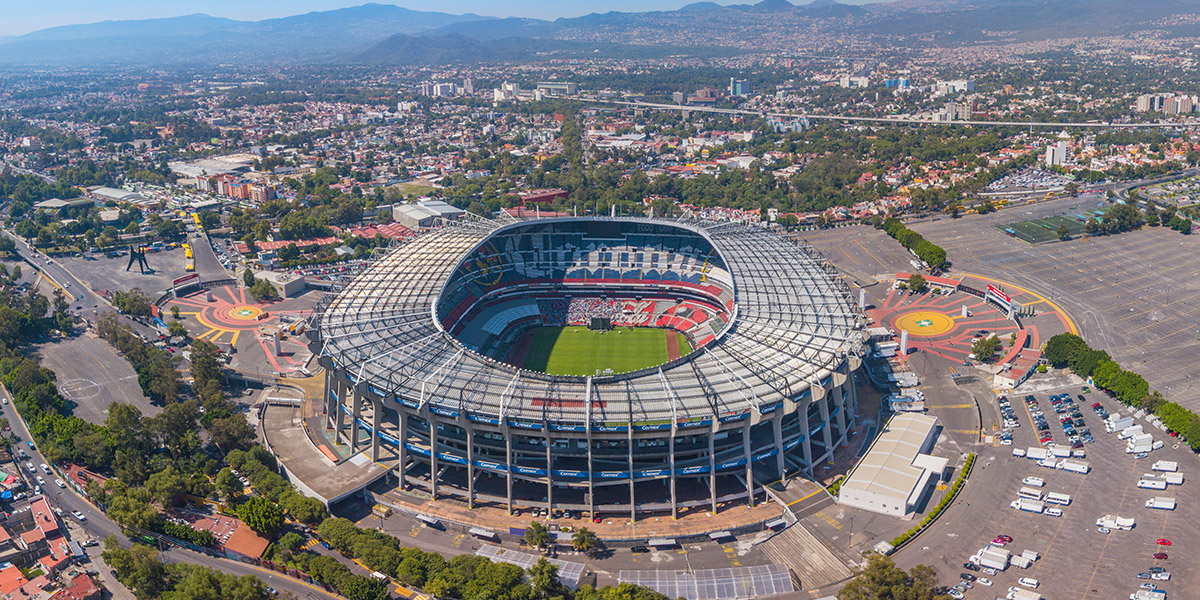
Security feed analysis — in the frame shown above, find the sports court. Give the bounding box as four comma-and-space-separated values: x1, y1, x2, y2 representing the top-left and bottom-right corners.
995, 213, 1091, 244
520, 326, 690, 376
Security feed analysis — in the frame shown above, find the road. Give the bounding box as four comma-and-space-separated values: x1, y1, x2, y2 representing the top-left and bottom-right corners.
1, 229, 164, 339
586, 99, 1187, 129
0, 382, 341, 600
192, 231, 234, 281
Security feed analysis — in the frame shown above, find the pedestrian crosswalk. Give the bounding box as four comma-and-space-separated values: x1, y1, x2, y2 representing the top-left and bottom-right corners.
300, 538, 322, 550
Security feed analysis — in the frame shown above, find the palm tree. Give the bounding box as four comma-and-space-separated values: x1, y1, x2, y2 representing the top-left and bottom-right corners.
524, 521, 551, 550
571, 527, 599, 556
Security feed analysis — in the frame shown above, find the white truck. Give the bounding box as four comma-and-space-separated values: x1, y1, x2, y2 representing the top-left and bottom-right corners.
978, 546, 1010, 570
1059, 459, 1090, 474
1096, 515, 1135, 531
1009, 589, 1042, 600
1151, 460, 1178, 472
1010, 498, 1045, 513
1163, 472, 1183, 485
1010, 554, 1034, 568
1049, 444, 1071, 458
1146, 497, 1176, 510
1129, 589, 1167, 600
1106, 416, 1134, 433
1138, 479, 1168, 490
1126, 434, 1156, 454
1026, 447, 1050, 460
1119, 425, 1145, 440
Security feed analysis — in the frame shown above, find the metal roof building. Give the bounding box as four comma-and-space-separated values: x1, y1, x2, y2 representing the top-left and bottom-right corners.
309, 215, 865, 518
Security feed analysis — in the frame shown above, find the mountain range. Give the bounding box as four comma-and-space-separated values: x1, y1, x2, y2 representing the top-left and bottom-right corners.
0, 0, 1194, 66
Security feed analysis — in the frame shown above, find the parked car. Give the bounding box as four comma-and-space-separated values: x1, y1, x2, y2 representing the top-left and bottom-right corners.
1156, 538, 1172, 546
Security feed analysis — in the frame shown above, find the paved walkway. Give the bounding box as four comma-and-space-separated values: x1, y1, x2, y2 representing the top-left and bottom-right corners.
377, 486, 785, 541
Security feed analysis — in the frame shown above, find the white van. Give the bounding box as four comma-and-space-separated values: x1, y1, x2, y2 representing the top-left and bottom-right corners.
1022, 476, 1045, 487
1045, 507, 1063, 517
1018, 577, 1039, 589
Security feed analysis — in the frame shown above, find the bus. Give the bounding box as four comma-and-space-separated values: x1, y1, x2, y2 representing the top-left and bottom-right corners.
1017, 487, 1044, 501
182, 243, 193, 259
1045, 492, 1071, 506
185, 260, 195, 272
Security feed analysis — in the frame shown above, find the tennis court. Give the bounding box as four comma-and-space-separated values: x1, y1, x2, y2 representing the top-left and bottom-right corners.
996, 214, 1089, 244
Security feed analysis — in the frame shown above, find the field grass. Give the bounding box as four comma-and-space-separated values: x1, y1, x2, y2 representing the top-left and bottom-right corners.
522, 326, 691, 376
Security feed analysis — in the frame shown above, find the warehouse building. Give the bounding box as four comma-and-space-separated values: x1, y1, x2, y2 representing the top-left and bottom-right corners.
837, 412, 947, 517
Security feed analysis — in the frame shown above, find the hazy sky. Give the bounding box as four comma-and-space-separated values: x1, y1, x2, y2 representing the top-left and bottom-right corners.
0, 0, 883, 36
2, 0, 872, 36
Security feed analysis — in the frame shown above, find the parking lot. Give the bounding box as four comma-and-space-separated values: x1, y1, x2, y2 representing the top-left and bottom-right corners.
55, 244, 191, 297
907, 204, 1200, 413
894, 380, 1196, 600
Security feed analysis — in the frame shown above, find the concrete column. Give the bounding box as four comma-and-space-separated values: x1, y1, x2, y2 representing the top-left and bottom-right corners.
772, 413, 785, 481
428, 413, 439, 500
323, 368, 334, 424
545, 430, 553, 512
742, 424, 754, 507
398, 410, 408, 488
818, 392, 834, 463
333, 375, 345, 436
709, 426, 718, 513
466, 423, 476, 509
350, 386, 362, 453
847, 373, 859, 428
628, 430, 636, 522
505, 433, 514, 514
800, 403, 814, 476
586, 435, 595, 520
669, 427, 677, 519
833, 384, 848, 447
371, 397, 382, 462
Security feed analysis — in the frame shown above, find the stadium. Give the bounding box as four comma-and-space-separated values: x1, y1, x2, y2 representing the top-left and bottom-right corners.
310, 216, 866, 519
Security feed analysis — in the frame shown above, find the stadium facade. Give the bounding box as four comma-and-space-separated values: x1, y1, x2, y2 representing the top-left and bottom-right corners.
310, 216, 865, 518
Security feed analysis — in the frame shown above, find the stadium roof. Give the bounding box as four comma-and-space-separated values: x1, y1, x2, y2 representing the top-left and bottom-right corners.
316, 215, 865, 426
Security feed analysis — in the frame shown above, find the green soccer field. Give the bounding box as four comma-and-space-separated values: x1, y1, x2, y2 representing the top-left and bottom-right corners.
522, 326, 691, 376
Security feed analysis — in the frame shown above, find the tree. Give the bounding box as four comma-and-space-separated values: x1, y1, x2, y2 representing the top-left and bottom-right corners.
907, 273, 927, 293
1056, 224, 1070, 240
238, 497, 284, 538
209, 415, 255, 451
242, 268, 256, 288
524, 520, 551, 549
1064, 182, 1080, 196
571, 527, 599, 556
838, 554, 942, 600
214, 467, 243, 500
249, 279, 279, 301
529, 558, 568, 600
171, 305, 181, 320
167, 321, 188, 338
103, 537, 172, 599
145, 465, 187, 505
970, 335, 1001, 362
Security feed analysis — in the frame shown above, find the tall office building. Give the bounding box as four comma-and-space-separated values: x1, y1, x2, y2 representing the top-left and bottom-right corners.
463, 78, 473, 95
730, 78, 749, 96
1044, 141, 1068, 166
